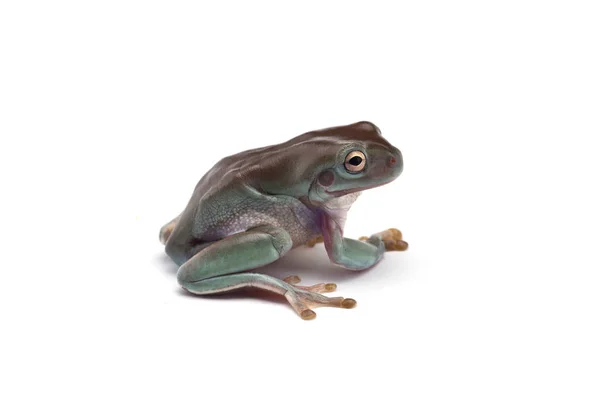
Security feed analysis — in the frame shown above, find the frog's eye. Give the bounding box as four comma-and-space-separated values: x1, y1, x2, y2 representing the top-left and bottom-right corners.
344, 151, 366, 173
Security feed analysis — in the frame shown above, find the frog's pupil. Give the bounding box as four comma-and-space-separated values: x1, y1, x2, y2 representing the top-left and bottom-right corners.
349, 156, 363, 166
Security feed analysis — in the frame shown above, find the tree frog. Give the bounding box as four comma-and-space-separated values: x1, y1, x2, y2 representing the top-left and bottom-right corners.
160, 121, 408, 320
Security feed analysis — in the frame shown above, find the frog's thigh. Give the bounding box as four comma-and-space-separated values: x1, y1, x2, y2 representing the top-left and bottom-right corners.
176, 225, 293, 292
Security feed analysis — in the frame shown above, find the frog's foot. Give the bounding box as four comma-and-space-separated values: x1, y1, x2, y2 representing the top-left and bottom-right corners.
359, 228, 408, 251
283, 275, 337, 294
305, 235, 324, 248
284, 287, 357, 320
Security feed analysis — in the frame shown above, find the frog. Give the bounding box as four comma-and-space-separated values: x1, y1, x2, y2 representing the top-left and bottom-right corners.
159, 121, 408, 320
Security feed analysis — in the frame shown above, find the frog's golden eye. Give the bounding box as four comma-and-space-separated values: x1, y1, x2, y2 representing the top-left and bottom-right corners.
344, 151, 366, 173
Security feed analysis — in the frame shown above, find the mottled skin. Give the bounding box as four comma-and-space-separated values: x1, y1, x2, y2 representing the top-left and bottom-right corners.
160, 121, 407, 320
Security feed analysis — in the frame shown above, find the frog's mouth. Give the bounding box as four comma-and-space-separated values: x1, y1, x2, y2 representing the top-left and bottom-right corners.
325, 182, 388, 197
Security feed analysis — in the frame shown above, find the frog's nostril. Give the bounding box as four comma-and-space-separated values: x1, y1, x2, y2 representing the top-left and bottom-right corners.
388, 148, 403, 170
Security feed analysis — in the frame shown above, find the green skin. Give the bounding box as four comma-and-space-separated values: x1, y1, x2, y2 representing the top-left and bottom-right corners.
160, 121, 404, 320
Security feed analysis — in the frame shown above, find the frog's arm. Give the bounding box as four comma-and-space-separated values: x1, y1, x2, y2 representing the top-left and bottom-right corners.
320, 213, 386, 270
321, 213, 408, 270
176, 225, 355, 320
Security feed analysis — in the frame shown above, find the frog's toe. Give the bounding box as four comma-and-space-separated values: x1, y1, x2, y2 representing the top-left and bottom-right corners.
300, 309, 317, 320
321, 283, 338, 293
341, 298, 357, 308
284, 276, 337, 293
385, 239, 409, 251
302, 292, 355, 309
360, 228, 409, 252
300, 282, 337, 293
283, 275, 301, 284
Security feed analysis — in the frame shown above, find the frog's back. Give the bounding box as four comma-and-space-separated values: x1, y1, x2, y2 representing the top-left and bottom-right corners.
193, 120, 388, 197
190, 143, 275, 198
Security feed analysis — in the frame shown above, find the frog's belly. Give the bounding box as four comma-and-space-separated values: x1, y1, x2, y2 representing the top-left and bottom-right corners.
196, 201, 320, 247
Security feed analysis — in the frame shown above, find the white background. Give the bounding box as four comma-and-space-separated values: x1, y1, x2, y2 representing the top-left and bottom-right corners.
1, 1, 599, 399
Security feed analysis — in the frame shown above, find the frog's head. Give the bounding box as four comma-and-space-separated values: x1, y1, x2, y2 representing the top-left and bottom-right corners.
306, 121, 403, 206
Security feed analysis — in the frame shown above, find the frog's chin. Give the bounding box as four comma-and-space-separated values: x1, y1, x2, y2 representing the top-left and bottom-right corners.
307, 178, 393, 207
325, 182, 388, 197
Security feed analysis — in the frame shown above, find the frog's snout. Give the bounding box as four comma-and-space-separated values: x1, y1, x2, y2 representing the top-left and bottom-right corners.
387, 147, 403, 174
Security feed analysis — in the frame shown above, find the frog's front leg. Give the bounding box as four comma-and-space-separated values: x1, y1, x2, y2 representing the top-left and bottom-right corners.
176, 225, 356, 320
321, 214, 406, 270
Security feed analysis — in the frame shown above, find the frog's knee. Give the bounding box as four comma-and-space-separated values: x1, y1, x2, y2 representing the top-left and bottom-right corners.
176, 264, 194, 287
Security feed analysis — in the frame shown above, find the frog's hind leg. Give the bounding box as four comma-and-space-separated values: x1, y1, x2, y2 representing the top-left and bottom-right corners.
176, 225, 356, 320
159, 214, 181, 245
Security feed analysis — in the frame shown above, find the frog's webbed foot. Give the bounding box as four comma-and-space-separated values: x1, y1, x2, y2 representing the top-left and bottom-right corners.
282, 276, 355, 320
283, 275, 337, 294
283, 286, 357, 320
359, 228, 408, 252
304, 235, 324, 248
